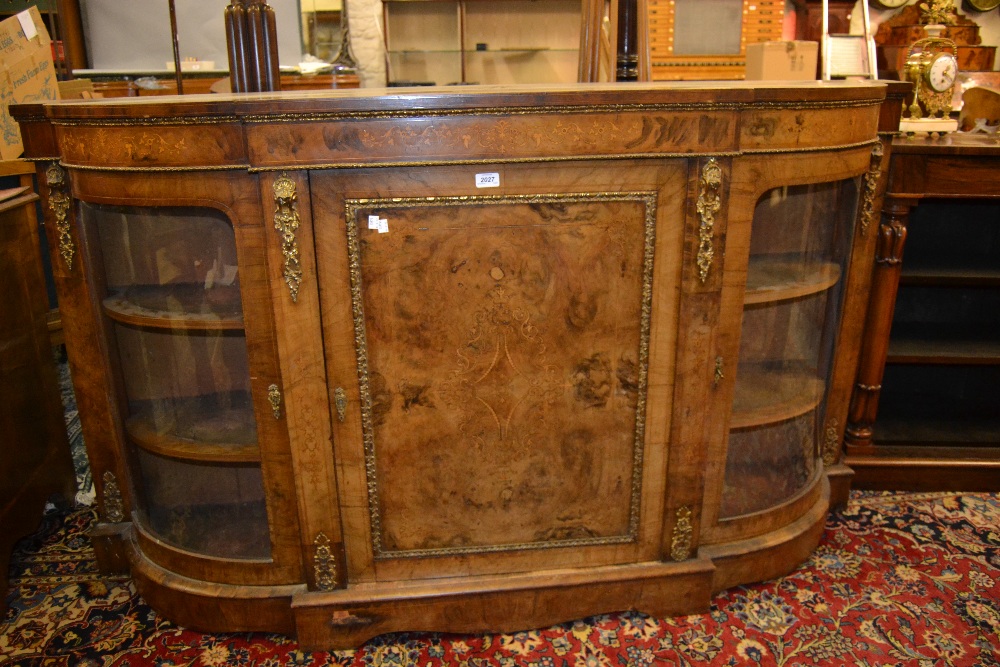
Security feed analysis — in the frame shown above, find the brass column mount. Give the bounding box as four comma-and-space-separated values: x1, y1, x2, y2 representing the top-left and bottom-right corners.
860, 143, 884, 236
313, 532, 337, 591
696, 159, 723, 284
669, 506, 693, 561
45, 162, 74, 270
272, 174, 303, 303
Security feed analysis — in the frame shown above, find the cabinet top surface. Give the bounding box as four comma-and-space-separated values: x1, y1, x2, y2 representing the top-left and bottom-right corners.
892, 132, 1000, 157
18, 81, 886, 121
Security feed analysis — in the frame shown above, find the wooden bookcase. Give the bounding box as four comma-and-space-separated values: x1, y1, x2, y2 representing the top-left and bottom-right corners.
15, 80, 896, 648
846, 133, 1000, 490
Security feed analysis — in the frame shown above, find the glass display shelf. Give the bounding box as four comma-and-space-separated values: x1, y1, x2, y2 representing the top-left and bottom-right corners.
729, 362, 824, 429
103, 284, 244, 330
125, 391, 259, 463
744, 258, 841, 304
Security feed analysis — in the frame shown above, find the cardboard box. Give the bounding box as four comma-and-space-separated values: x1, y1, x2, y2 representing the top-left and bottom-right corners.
745, 41, 818, 81
0, 7, 59, 160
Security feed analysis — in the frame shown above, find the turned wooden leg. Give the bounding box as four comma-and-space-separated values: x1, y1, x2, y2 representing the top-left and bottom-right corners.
845, 196, 913, 451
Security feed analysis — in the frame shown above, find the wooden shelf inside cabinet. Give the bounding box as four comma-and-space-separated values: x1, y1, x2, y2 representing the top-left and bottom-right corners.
887, 323, 1000, 365
730, 365, 824, 429
103, 285, 244, 330
744, 260, 841, 305
125, 393, 259, 463
899, 268, 1000, 288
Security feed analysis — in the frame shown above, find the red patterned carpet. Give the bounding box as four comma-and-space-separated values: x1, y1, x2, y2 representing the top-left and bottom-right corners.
2, 491, 999, 666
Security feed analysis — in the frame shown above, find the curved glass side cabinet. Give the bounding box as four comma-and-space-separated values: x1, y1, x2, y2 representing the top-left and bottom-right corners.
83, 203, 270, 560
723, 178, 862, 518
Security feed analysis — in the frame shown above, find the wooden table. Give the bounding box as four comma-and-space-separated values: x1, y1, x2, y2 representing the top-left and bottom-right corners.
845, 132, 1000, 490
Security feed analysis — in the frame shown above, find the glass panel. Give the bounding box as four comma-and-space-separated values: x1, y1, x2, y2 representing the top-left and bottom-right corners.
135, 450, 270, 559
82, 203, 270, 559
722, 414, 816, 517
721, 179, 860, 518
673, 0, 743, 56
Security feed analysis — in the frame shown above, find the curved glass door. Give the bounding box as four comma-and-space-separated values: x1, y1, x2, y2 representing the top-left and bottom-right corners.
84, 203, 270, 559
721, 179, 860, 518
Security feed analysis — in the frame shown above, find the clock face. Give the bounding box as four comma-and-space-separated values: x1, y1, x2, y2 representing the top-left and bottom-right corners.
872, 0, 909, 7
926, 53, 958, 93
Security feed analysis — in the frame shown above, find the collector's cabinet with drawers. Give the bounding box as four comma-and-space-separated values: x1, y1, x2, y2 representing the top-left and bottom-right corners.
14, 81, 897, 649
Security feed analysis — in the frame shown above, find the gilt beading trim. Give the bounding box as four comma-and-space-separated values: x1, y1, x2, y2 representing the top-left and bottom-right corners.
241, 98, 879, 124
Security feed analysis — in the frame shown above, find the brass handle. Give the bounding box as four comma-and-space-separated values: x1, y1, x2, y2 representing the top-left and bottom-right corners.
268, 383, 282, 419
334, 387, 347, 422
713, 356, 724, 386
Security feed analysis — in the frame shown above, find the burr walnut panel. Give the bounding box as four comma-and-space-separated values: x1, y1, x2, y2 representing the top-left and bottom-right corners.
348, 194, 654, 557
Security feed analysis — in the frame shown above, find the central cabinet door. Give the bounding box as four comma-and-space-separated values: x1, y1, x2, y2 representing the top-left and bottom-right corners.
312, 161, 686, 582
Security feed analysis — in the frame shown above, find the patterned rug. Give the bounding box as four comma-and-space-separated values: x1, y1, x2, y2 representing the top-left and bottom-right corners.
2, 491, 998, 666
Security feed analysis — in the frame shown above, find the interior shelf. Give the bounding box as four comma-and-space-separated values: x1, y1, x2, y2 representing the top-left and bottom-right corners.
125, 392, 259, 463
103, 285, 244, 330
887, 323, 1000, 364
730, 364, 824, 429
873, 417, 1000, 447
743, 259, 840, 305
900, 267, 1000, 287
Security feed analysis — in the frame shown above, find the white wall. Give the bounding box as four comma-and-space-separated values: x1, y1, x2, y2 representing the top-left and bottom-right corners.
80, 0, 304, 71
342, 0, 386, 87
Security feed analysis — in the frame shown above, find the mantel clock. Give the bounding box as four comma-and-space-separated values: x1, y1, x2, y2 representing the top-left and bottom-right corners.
901, 32, 959, 134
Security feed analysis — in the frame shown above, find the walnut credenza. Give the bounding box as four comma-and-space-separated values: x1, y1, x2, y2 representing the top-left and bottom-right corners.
15, 82, 896, 648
